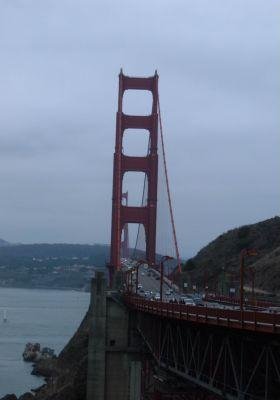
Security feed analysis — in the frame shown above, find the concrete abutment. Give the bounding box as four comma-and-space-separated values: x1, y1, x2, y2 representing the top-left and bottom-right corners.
87, 272, 142, 400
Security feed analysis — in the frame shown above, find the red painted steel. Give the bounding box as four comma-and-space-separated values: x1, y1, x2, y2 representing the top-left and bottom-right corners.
124, 295, 280, 334
205, 293, 278, 309
109, 71, 159, 278
121, 192, 130, 258
145, 392, 219, 400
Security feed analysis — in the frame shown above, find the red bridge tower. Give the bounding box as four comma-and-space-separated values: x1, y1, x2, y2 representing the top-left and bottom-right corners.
108, 71, 159, 282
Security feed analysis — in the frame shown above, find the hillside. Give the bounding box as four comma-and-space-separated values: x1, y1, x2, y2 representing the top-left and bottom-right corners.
253, 245, 280, 292
0, 243, 109, 290
0, 243, 110, 264
181, 216, 280, 294
33, 308, 90, 400
0, 238, 10, 247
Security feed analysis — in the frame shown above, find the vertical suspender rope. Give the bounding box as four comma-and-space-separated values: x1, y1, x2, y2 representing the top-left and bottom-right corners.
157, 96, 182, 273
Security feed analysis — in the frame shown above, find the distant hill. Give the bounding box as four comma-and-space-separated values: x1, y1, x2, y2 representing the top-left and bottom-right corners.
181, 216, 280, 294
0, 243, 110, 267
0, 238, 10, 247
0, 243, 110, 290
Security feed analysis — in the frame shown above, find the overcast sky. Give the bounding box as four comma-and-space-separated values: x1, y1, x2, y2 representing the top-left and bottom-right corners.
0, 0, 279, 257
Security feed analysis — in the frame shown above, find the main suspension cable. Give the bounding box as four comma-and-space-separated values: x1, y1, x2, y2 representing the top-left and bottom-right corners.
157, 96, 181, 273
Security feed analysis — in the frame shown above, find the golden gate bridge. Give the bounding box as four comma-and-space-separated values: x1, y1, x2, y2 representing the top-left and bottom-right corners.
86, 71, 280, 400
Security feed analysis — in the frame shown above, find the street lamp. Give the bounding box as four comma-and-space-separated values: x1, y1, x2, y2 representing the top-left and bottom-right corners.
221, 266, 226, 296
124, 268, 133, 293
160, 255, 174, 302
248, 266, 256, 303
240, 249, 258, 315
135, 259, 147, 295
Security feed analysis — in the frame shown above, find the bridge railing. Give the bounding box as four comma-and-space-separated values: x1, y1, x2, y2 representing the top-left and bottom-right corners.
204, 293, 278, 309
124, 294, 280, 334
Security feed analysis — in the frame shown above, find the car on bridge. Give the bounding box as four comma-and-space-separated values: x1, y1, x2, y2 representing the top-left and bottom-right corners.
192, 295, 204, 306
180, 297, 195, 306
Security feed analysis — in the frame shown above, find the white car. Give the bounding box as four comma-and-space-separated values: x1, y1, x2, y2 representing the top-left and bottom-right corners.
154, 293, 160, 300
181, 297, 195, 306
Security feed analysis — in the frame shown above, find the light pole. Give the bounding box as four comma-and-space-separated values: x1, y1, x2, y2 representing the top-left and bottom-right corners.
135, 259, 146, 295
240, 249, 258, 315
221, 267, 226, 296
125, 269, 133, 293
248, 266, 256, 303
130, 269, 133, 292
160, 255, 174, 302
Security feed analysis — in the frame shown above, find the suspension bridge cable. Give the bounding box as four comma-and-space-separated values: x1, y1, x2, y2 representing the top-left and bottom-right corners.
157, 96, 182, 273
132, 92, 181, 274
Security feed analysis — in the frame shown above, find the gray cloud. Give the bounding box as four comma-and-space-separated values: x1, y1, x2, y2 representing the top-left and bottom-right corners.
0, 0, 279, 256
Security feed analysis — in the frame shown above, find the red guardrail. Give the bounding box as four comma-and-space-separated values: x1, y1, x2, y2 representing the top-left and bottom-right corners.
204, 293, 277, 309
124, 295, 280, 334
144, 392, 218, 400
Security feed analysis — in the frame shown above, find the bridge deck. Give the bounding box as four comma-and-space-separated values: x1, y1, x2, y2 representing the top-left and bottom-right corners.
125, 294, 280, 334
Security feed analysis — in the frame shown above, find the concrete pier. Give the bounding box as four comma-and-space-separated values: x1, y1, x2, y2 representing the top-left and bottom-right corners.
87, 272, 106, 399
87, 272, 142, 400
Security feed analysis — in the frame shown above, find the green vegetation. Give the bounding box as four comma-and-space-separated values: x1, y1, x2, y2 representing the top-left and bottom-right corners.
236, 225, 251, 251
179, 216, 280, 294
184, 258, 196, 271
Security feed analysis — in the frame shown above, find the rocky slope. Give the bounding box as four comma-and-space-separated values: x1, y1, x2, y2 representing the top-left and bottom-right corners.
181, 216, 280, 294
34, 307, 90, 400
1, 308, 91, 400
253, 245, 280, 292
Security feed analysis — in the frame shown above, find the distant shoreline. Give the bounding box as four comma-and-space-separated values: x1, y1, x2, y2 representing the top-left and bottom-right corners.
0, 285, 90, 292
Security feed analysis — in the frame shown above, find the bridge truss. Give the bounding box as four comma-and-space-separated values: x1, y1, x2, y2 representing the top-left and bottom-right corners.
126, 296, 280, 399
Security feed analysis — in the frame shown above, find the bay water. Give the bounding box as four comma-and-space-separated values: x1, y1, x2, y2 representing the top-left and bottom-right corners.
0, 287, 90, 397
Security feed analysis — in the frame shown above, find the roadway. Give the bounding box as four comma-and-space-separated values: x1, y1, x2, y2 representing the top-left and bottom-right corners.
123, 260, 280, 313
136, 264, 179, 301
